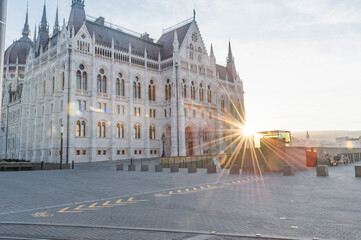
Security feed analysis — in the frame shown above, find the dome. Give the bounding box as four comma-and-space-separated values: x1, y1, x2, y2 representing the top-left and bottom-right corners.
4, 36, 32, 65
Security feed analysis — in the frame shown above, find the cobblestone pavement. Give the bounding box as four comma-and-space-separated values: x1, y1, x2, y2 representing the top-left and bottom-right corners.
0, 160, 360, 240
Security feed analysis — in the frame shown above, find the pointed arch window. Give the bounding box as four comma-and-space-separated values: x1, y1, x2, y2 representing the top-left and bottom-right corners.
189, 44, 194, 60
52, 76, 55, 94
165, 79, 171, 100
116, 73, 125, 96
199, 83, 204, 102
198, 47, 202, 62
148, 80, 156, 101
207, 85, 212, 103
221, 96, 225, 112
97, 121, 106, 138
76, 120, 81, 137
81, 121, 86, 137
97, 69, 107, 93
182, 79, 187, 98
134, 124, 141, 139
77, 64, 87, 90
133, 76, 141, 99
191, 81, 196, 100
149, 125, 156, 140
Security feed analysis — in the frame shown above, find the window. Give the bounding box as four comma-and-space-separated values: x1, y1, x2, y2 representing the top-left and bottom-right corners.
97, 122, 106, 138
76, 64, 87, 90
198, 47, 202, 62
52, 77, 55, 94
165, 79, 171, 100
76, 150, 81, 155
134, 124, 141, 139
190, 44, 194, 60
78, 100, 86, 112
117, 105, 120, 114
103, 150, 106, 155
133, 76, 141, 99
199, 83, 204, 102
62, 72, 65, 90
98, 150, 101, 155
184, 108, 187, 117
221, 96, 225, 112
148, 80, 156, 101
97, 69, 107, 93
149, 125, 156, 140
182, 79, 187, 98
149, 109, 156, 118
116, 73, 125, 96
116, 123, 125, 138
164, 109, 167, 117
191, 81, 196, 100
209, 112, 212, 119
117, 150, 121, 155
82, 150, 86, 155
76, 120, 86, 137
193, 109, 196, 118
207, 85, 212, 103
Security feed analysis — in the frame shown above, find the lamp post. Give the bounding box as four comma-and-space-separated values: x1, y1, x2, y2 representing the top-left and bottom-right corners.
161, 133, 166, 157
60, 125, 64, 169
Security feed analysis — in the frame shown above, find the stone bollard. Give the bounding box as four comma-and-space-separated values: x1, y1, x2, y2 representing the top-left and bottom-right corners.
72, 161, 75, 169
283, 165, 295, 176
230, 164, 240, 174
355, 166, 361, 177
141, 165, 149, 172
116, 164, 123, 171
155, 165, 163, 172
41, 161, 45, 170
188, 165, 197, 173
170, 164, 179, 173
207, 165, 217, 174
128, 165, 136, 171
316, 165, 328, 177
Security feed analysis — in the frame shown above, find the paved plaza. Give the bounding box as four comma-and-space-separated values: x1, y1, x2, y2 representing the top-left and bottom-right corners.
0, 160, 360, 240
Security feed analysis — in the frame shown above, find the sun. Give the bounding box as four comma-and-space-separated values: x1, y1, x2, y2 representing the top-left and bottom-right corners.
242, 125, 257, 136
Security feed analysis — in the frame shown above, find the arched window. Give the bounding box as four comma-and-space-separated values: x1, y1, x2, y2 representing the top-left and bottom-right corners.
62, 72, 65, 90
76, 64, 87, 90
165, 79, 171, 100
191, 81, 196, 100
115, 73, 125, 96
133, 76, 141, 99
116, 123, 121, 138
76, 120, 81, 137
199, 83, 204, 102
121, 123, 125, 138
134, 124, 141, 139
81, 121, 86, 137
203, 129, 209, 142
207, 85, 212, 103
190, 44, 194, 60
102, 122, 106, 137
148, 80, 156, 101
182, 79, 187, 98
97, 122, 101, 138
52, 77, 55, 94
97, 69, 106, 93
149, 125, 156, 140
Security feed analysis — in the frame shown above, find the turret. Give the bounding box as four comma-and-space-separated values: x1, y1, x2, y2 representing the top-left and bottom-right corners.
68, 0, 86, 35
53, 4, 60, 35
22, 5, 30, 38
35, 2, 50, 56
210, 43, 215, 63
173, 30, 179, 52
226, 41, 237, 81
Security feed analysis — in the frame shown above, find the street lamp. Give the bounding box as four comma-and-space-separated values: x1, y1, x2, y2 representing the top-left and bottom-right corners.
161, 133, 166, 157
60, 125, 64, 169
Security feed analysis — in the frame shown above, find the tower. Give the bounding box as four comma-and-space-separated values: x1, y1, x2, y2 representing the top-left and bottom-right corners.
68, 0, 86, 34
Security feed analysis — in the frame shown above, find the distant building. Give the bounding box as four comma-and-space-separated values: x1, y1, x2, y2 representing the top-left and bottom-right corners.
0, 0, 245, 162
335, 137, 361, 148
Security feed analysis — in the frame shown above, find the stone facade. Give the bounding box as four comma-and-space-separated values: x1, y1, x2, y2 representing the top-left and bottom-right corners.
0, 0, 245, 163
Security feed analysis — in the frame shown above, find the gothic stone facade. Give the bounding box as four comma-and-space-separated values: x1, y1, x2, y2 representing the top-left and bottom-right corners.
0, 0, 245, 163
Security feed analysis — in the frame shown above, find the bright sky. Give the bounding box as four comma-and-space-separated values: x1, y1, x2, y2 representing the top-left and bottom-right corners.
5, 0, 361, 132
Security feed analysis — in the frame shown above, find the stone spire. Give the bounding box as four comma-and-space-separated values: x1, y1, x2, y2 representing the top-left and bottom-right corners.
68, 0, 86, 35
227, 40, 234, 63
22, 4, 30, 38
53, 4, 60, 34
39, 1, 49, 33
33, 24, 37, 47
210, 44, 215, 63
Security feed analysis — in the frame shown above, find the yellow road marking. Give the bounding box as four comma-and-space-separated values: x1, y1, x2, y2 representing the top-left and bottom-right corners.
58, 207, 83, 213
103, 201, 126, 206
127, 197, 148, 202
89, 203, 112, 208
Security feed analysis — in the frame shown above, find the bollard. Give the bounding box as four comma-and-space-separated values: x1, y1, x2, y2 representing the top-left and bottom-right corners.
128, 165, 136, 171
141, 165, 149, 172
188, 165, 197, 173
283, 165, 295, 176
170, 164, 179, 173
116, 164, 123, 171
41, 161, 44, 170
72, 161, 74, 169
230, 164, 240, 174
155, 165, 163, 172
355, 166, 361, 177
316, 165, 328, 177
207, 165, 217, 174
